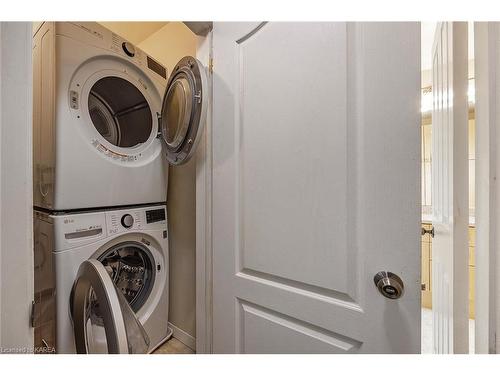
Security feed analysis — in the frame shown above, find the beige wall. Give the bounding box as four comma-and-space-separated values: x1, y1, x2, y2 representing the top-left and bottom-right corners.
421, 117, 476, 219
138, 23, 198, 339
139, 23, 197, 77
98, 21, 198, 340
99, 22, 167, 45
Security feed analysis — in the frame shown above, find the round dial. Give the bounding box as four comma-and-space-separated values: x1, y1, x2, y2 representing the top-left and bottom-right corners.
122, 42, 135, 57
121, 214, 134, 228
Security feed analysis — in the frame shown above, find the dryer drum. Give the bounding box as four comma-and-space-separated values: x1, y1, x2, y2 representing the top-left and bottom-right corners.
88, 93, 120, 145
88, 76, 153, 148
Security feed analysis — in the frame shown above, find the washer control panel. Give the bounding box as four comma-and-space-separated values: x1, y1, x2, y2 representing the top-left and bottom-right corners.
51, 205, 167, 251
106, 206, 166, 235
107, 210, 142, 234
146, 208, 166, 223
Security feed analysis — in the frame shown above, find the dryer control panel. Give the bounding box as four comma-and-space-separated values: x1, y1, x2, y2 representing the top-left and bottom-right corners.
58, 22, 168, 82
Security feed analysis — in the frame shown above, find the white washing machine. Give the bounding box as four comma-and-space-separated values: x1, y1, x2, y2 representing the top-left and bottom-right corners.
33, 22, 207, 210
34, 204, 172, 353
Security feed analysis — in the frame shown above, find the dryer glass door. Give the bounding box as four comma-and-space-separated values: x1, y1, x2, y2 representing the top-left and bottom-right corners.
160, 56, 208, 165
70, 259, 150, 354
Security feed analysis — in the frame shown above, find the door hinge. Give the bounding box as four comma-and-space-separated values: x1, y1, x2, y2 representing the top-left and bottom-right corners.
30, 300, 36, 328
209, 57, 214, 74
156, 112, 162, 138
421, 226, 435, 238
421, 283, 426, 291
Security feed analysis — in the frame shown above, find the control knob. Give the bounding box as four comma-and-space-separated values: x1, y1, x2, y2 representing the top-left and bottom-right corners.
122, 42, 135, 57
121, 214, 134, 229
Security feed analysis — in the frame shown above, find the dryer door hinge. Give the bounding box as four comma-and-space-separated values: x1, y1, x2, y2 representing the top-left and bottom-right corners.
156, 112, 162, 138
209, 57, 213, 74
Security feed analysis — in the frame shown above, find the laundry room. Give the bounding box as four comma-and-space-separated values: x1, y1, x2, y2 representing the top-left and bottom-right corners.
31, 21, 207, 354
6, 6, 500, 367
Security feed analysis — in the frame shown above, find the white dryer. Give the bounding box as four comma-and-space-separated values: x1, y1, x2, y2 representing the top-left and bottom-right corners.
33, 22, 207, 210
34, 204, 172, 353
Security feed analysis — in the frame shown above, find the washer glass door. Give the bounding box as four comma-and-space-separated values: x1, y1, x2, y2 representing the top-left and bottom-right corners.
97, 242, 156, 313
70, 259, 150, 354
160, 56, 208, 165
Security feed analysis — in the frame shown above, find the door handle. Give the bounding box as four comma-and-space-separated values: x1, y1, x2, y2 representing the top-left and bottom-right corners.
374, 271, 404, 299
421, 226, 434, 238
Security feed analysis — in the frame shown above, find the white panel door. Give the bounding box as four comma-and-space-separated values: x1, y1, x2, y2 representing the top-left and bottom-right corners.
431, 22, 469, 354
211, 22, 421, 353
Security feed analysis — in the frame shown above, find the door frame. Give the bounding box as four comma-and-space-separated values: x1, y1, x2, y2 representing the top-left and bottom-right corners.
473, 21, 500, 354
430, 21, 469, 354
194, 27, 214, 354
0, 22, 34, 351
4, 20, 500, 355
0, 20, 215, 353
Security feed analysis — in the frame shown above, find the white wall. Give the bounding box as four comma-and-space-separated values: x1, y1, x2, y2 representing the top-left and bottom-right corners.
474, 22, 498, 354
0, 22, 34, 351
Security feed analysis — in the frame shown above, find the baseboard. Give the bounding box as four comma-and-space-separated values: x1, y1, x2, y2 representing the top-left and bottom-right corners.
148, 327, 173, 354
168, 322, 196, 351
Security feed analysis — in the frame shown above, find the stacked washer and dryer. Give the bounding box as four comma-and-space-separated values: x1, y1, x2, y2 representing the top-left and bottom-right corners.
32, 22, 207, 354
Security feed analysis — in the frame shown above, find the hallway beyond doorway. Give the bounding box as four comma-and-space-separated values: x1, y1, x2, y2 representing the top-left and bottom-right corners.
421, 308, 475, 353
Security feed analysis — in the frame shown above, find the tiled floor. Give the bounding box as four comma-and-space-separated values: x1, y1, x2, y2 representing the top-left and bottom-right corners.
421, 308, 475, 354
152, 337, 195, 354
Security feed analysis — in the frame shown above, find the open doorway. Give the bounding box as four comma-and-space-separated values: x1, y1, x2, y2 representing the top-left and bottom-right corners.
31, 21, 209, 354
420, 21, 475, 354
